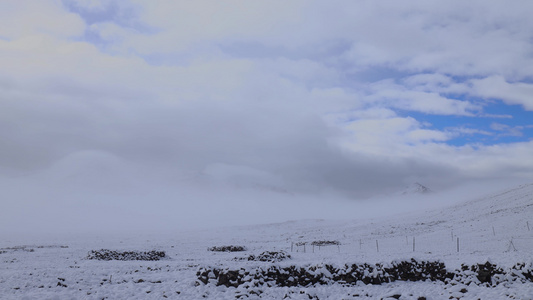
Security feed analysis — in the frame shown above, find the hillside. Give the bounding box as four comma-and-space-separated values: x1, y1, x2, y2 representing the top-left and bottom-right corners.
1, 183, 533, 299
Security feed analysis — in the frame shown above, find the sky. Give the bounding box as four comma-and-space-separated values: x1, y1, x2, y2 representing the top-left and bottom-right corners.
1, 0, 533, 234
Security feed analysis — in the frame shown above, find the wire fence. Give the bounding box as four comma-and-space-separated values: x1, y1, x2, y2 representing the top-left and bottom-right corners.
289, 221, 533, 256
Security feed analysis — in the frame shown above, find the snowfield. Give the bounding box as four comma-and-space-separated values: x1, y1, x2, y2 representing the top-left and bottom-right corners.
1, 183, 533, 299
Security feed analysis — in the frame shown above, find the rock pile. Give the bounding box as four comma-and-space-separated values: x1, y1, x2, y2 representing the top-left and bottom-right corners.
310, 240, 340, 246
240, 251, 291, 263
208, 245, 247, 252
197, 259, 533, 288
86, 249, 166, 261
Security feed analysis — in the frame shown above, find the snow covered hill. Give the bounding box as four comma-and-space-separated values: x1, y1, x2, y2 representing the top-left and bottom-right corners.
1, 183, 533, 299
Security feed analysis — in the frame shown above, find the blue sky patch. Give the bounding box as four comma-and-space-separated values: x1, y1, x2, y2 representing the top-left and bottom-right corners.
400, 100, 533, 146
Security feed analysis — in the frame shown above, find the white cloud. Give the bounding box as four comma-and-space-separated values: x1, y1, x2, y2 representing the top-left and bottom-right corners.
490, 123, 524, 137
340, 126, 533, 181
402, 74, 468, 95
59, 0, 533, 82
366, 80, 480, 116
449, 127, 492, 136
471, 76, 533, 110
328, 1, 533, 79
0, 0, 85, 39
341, 116, 452, 156
98, 0, 306, 54
65, 0, 110, 11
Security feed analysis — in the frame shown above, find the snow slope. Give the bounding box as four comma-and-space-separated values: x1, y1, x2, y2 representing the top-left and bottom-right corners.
1, 183, 533, 299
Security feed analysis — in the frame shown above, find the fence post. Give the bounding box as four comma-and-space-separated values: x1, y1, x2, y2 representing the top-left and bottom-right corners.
509, 238, 517, 251
376, 240, 379, 253
413, 237, 415, 252
291, 242, 293, 252
456, 237, 459, 252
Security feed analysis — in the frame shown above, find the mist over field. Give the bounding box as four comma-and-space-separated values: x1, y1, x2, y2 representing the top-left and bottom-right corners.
0, 156, 525, 235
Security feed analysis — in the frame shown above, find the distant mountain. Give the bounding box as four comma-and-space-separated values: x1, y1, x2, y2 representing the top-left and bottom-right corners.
401, 182, 432, 195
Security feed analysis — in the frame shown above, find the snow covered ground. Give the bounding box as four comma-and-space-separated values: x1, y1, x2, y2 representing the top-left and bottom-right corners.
1, 183, 533, 299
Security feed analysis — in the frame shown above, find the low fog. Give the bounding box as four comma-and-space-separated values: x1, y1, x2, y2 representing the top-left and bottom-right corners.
0, 146, 525, 235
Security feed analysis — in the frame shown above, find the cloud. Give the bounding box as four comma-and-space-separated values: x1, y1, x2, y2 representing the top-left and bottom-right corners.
471, 76, 533, 111
366, 80, 480, 116
64, 0, 110, 11
1, 1, 533, 234
92, 0, 306, 55
402, 74, 468, 95
0, 0, 85, 39
342, 116, 449, 151
449, 127, 492, 137
323, 1, 533, 79
490, 122, 525, 137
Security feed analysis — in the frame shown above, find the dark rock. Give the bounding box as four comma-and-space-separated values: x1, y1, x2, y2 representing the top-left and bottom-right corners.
310, 240, 340, 246
243, 251, 291, 262
472, 262, 503, 284
208, 245, 246, 252
86, 249, 166, 261
196, 260, 533, 288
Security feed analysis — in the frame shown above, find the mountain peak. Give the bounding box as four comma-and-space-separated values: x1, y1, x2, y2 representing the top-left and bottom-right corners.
402, 182, 432, 195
